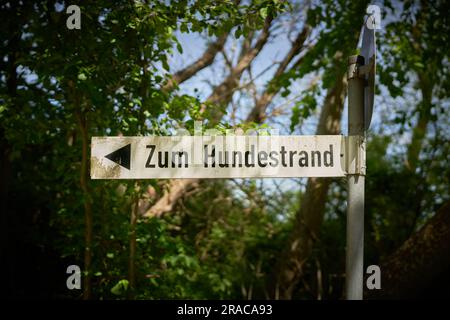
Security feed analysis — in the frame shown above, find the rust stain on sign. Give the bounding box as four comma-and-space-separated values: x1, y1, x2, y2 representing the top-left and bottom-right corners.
90, 156, 121, 179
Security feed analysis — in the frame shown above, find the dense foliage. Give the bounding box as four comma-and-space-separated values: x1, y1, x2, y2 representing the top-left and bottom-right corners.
1, 0, 448, 299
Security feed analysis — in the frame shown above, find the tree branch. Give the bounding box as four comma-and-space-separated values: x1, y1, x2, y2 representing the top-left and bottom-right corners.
246, 24, 311, 122
206, 15, 273, 112
163, 32, 230, 91
143, 17, 275, 219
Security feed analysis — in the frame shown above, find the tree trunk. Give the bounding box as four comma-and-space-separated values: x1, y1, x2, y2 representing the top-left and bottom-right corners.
1, 5, 19, 293
406, 72, 432, 173
143, 17, 275, 218
143, 22, 311, 219
75, 102, 93, 300
128, 194, 139, 299
366, 200, 450, 299
272, 72, 348, 299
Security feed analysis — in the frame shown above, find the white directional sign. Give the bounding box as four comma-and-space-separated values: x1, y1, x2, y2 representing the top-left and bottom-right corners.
91, 135, 347, 179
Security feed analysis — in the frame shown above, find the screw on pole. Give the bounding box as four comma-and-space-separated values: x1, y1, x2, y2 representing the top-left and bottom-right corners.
346, 55, 366, 300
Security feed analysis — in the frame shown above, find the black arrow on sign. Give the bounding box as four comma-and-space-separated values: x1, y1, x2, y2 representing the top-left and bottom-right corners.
105, 143, 131, 170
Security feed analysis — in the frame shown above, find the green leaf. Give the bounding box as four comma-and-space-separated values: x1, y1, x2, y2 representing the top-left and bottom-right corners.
235, 27, 242, 38
162, 59, 170, 71
413, 62, 424, 69
111, 279, 129, 296
259, 7, 268, 20
176, 42, 183, 54
281, 89, 290, 98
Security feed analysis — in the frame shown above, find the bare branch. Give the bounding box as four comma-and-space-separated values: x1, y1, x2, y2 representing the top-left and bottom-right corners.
163, 32, 230, 91
143, 17, 275, 219
221, 48, 234, 72
142, 179, 200, 218
246, 24, 311, 123
206, 16, 274, 111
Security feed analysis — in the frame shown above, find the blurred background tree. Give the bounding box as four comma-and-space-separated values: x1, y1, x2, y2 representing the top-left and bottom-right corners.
0, 0, 448, 299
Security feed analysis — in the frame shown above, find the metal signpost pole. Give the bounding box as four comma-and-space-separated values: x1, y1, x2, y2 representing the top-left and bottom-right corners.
346, 55, 366, 300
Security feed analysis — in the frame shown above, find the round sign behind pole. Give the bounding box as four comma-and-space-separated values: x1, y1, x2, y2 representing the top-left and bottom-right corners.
360, 15, 376, 131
